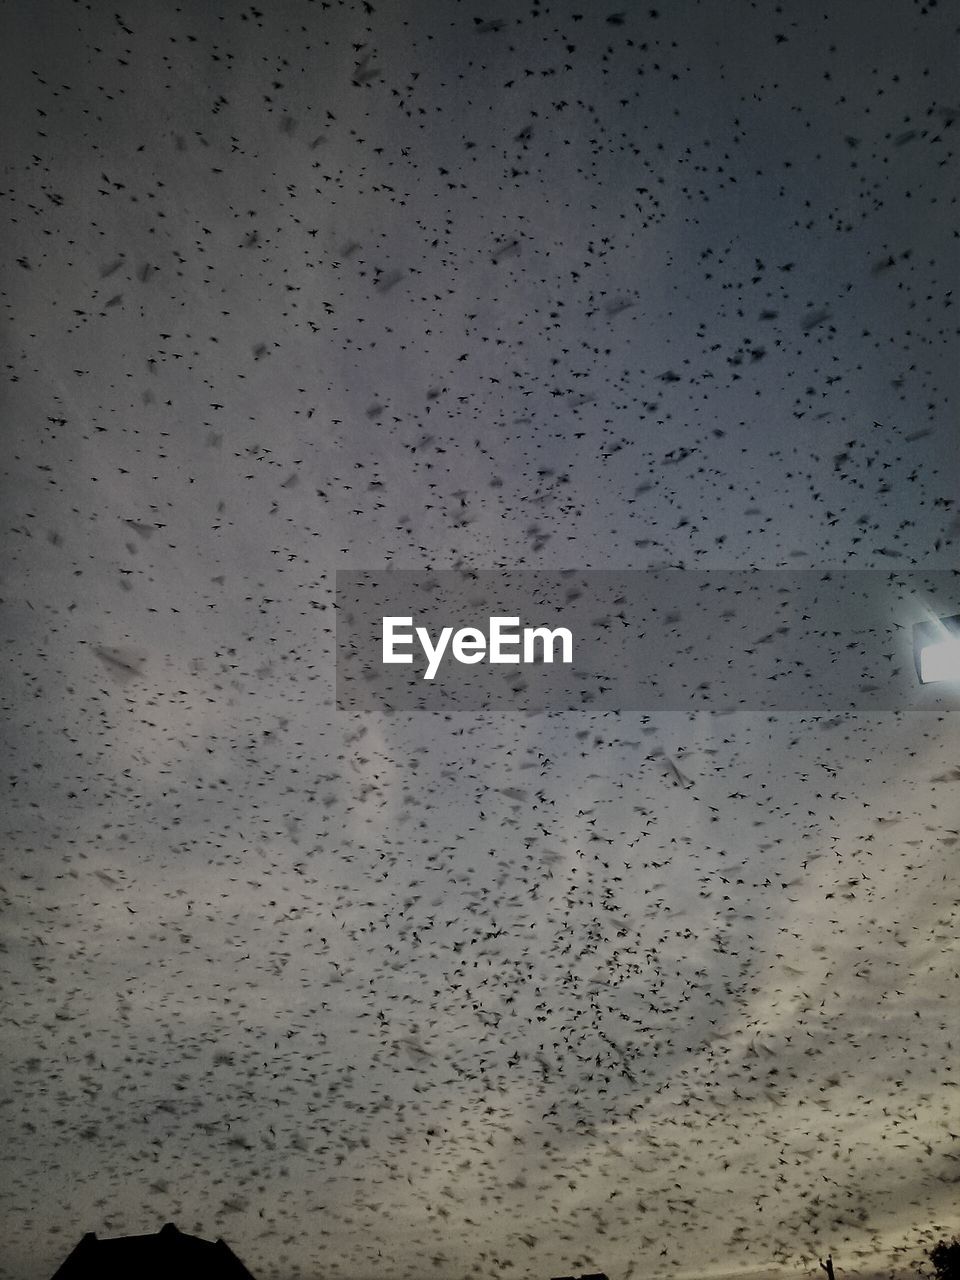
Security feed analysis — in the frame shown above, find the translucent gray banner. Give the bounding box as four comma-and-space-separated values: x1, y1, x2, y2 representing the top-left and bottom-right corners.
335, 570, 960, 712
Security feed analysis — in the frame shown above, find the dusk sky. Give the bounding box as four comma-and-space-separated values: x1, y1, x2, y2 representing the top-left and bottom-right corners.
1, 2, 958, 1280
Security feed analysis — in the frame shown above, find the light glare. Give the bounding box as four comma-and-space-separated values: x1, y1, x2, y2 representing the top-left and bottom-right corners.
918, 635, 960, 683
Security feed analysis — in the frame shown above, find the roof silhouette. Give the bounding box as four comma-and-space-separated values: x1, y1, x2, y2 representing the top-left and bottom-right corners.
50, 1222, 257, 1279
551, 1273, 610, 1280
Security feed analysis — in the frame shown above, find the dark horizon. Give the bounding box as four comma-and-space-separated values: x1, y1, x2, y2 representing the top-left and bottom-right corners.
43, 1222, 960, 1280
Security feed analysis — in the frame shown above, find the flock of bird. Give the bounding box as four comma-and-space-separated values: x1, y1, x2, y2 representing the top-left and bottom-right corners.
1, 2, 957, 1280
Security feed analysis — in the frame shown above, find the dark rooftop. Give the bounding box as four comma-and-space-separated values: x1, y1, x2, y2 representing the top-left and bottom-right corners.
50, 1222, 257, 1280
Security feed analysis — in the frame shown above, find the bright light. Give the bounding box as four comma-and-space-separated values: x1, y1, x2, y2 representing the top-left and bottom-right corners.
919, 636, 960, 682
914, 613, 960, 684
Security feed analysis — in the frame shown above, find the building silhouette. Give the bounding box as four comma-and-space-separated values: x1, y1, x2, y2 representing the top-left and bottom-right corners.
551, 1273, 610, 1280
50, 1222, 256, 1279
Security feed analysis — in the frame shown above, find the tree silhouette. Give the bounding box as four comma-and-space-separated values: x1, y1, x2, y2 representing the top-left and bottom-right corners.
927, 1239, 960, 1280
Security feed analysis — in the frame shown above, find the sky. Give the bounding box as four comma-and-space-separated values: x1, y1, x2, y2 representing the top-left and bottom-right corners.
1, 1, 958, 1279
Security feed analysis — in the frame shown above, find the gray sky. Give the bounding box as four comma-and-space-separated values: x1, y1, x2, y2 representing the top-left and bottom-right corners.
1, 2, 958, 1280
